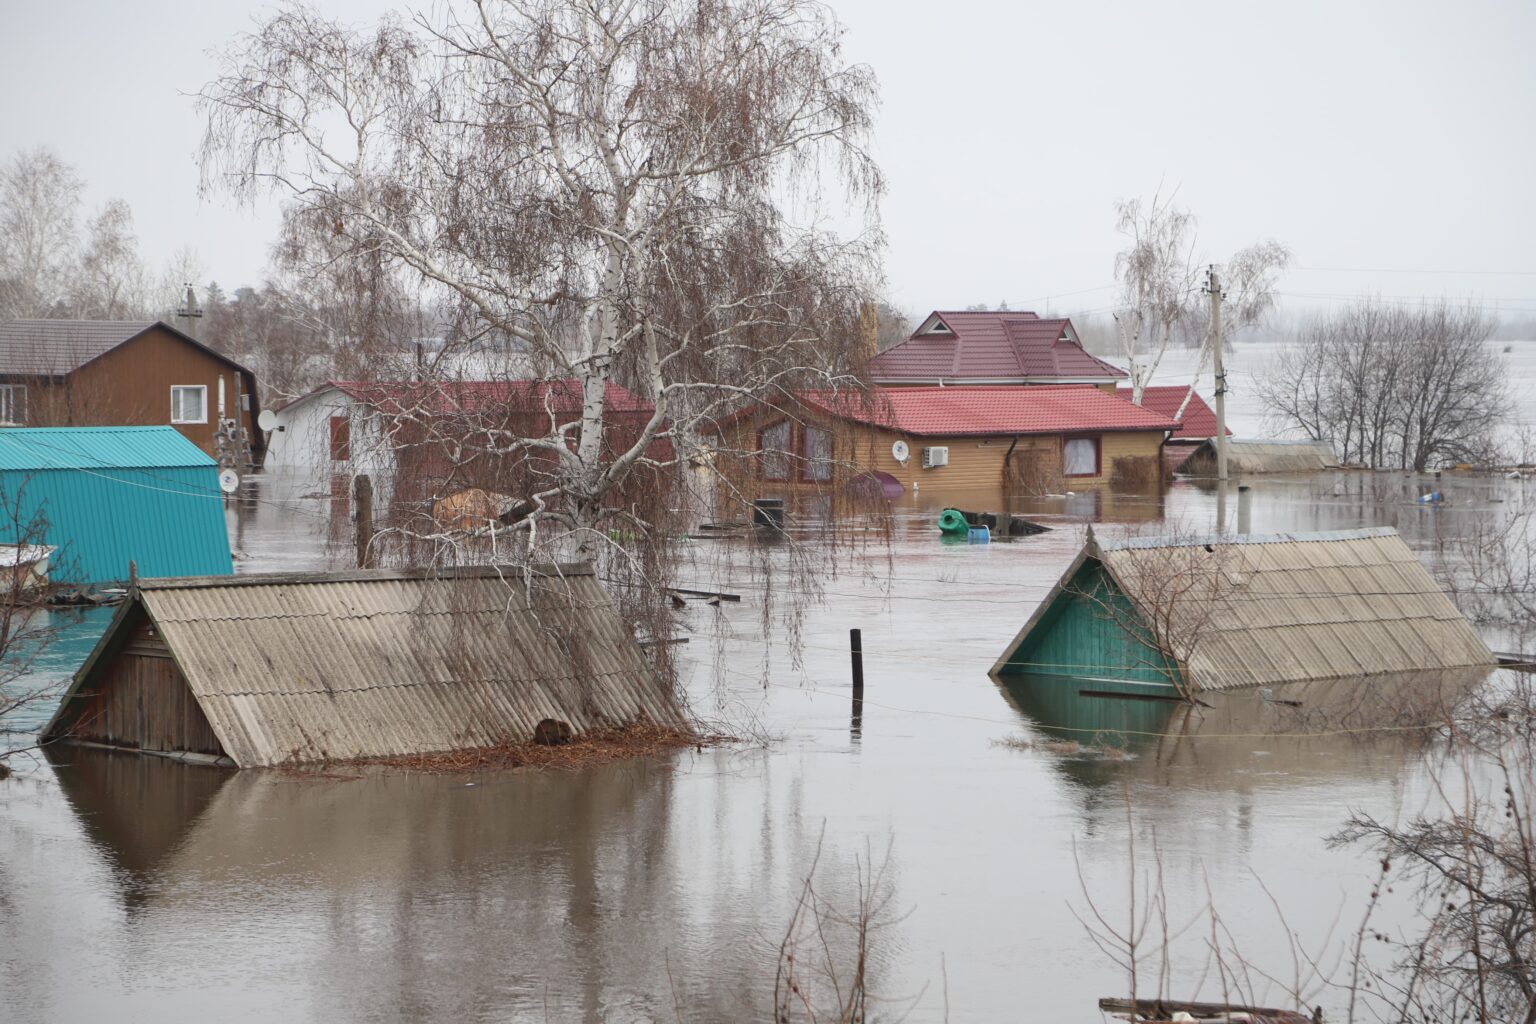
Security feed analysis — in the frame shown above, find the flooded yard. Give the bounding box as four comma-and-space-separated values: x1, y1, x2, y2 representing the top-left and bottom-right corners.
1, 460, 1531, 1021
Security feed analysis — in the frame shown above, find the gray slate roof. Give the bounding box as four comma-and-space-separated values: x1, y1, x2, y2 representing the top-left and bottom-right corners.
0, 319, 161, 375
47, 564, 684, 767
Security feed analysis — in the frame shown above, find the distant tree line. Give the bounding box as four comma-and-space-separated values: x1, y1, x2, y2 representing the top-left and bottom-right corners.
1258, 298, 1509, 470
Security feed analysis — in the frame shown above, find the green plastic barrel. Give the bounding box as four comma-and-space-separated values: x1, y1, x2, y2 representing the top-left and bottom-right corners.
938, 508, 969, 537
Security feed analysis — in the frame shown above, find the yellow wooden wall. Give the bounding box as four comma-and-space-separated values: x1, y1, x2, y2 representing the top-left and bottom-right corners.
713, 405, 1165, 508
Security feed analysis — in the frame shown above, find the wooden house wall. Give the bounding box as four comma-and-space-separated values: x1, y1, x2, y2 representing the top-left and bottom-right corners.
24, 326, 258, 458
712, 404, 1165, 508
67, 616, 225, 757
996, 562, 1176, 685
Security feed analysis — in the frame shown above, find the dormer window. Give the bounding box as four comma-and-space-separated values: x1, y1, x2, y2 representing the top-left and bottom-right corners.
923, 320, 954, 336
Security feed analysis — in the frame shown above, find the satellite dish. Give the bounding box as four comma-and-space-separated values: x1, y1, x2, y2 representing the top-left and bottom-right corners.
256, 409, 278, 432
891, 440, 910, 462
218, 468, 241, 494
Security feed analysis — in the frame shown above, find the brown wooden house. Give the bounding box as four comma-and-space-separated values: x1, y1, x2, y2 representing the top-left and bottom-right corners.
0, 320, 264, 463
710, 385, 1180, 508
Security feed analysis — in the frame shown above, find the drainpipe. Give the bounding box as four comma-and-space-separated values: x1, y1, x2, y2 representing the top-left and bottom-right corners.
1237, 485, 1252, 535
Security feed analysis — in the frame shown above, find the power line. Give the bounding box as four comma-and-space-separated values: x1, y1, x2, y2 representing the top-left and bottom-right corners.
1292, 266, 1536, 277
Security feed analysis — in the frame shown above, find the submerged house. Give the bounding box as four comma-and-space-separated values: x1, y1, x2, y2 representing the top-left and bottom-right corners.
712, 384, 1180, 505
1180, 437, 1339, 476
870, 310, 1127, 389
41, 564, 683, 767
0, 426, 232, 586
0, 319, 264, 464
991, 527, 1493, 693
1116, 385, 1227, 471
265, 378, 662, 528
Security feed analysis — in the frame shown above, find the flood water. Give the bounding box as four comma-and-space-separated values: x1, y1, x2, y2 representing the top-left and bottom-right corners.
2, 366, 1534, 1021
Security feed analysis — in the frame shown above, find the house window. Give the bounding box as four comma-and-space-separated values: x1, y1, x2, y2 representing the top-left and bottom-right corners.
0, 385, 26, 426
759, 419, 791, 480
802, 426, 832, 481
1063, 436, 1101, 477
330, 415, 352, 462
170, 386, 207, 424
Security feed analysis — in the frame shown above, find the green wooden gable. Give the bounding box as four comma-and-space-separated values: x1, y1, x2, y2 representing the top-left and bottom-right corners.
994, 558, 1179, 686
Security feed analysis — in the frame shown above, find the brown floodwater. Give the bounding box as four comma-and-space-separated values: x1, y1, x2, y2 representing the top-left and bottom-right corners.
0, 468, 1529, 1022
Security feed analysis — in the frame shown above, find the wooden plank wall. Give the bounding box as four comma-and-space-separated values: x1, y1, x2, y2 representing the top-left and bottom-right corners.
69, 620, 225, 756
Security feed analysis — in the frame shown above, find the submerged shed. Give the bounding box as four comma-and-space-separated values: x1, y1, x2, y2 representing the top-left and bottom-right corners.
1179, 437, 1339, 476
0, 426, 232, 585
42, 564, 684, 767
991, 527, 1493, 693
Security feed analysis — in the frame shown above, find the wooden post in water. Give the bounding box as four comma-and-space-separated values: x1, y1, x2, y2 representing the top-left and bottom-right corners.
354, 474, 375, 569
850, 628, 865, 739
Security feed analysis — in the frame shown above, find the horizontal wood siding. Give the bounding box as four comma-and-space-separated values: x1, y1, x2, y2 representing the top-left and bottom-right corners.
30, 326, 258, 457
715, 403, 1166, 502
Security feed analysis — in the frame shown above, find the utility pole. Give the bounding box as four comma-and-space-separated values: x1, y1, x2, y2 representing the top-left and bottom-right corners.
1205, 264, 1229, 530
175, 283, 204, 340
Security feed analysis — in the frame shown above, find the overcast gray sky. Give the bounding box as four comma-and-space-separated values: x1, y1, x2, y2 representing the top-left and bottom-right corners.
3, 0, 1533, 319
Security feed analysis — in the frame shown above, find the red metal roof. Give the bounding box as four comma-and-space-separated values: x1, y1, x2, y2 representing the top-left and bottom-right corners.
1117, 386, 1228, 440
869, 310, 1127, 383
792, 385, 1180, 437
326, 379, 653, 417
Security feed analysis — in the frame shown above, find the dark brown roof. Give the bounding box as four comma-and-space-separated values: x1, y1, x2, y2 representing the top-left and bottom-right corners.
870, 310, 1127, 383
0, 319, 254, 378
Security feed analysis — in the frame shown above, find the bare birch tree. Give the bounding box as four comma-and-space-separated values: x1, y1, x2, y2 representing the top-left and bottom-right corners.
0, 148, 84, 319
75, 199, 148, 319
1111, 190, 1288, 406
199, 0, 882, 566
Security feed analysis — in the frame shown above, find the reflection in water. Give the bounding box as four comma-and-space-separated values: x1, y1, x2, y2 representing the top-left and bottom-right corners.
997, 667, 1492, 795
16, 744, 888, 1023
4, 469, 1532, 1021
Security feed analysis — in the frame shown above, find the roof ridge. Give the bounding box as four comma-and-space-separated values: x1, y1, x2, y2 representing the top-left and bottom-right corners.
135, 562, 597, 589
1099, 527, 1400, 551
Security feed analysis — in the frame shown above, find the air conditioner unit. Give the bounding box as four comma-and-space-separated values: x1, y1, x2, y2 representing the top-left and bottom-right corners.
922, 446, 949, 469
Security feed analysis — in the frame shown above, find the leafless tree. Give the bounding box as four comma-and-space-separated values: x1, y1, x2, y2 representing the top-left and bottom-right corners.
1111, 190, 1289, 405
1258, 299, 1508, 471
199, 0, 883, 566
0, 147, 84, 318
74, 199, 148, 319
0, 483, 65, 778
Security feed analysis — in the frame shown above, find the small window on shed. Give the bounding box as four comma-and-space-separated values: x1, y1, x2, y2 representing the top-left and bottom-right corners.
330, 415, 352, 462
759, 419, 791, 481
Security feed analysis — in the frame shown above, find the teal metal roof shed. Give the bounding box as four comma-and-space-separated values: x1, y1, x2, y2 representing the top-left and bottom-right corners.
0, 427, 232, 585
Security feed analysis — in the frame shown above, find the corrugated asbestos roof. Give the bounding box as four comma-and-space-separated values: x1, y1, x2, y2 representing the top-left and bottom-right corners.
1181, 437, 1340, 474
47, 565, 684, 767
870, 310, 1128, 382
994, 528, 1494, 691
792, 384, 1180, 436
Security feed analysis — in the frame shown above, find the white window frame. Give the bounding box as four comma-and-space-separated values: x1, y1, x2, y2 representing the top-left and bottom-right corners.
171, 385, 208, 425
0, 384, 26, 426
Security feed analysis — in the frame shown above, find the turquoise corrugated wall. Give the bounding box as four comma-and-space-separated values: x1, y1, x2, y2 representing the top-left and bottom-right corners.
0, 465, 232, 584
1000, 562, 1176, 684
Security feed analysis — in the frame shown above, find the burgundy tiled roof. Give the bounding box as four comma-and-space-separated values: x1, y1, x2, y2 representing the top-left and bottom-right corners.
327, 379, 653, 417
869, 310, 1127, 382
1117, 386, 1228, 440
793, 385, 1179, 437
